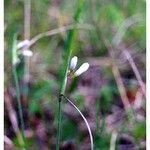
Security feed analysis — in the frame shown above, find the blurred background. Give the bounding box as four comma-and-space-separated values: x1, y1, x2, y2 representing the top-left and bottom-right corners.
4, 0, 146, 149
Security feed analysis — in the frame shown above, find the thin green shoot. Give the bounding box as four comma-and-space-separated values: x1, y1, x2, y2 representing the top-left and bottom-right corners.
56, 0, 85, 149
12, 34, 26, 149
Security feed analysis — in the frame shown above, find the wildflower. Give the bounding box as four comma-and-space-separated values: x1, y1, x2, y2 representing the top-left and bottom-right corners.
21, 49, 33, 57
17, 40, 30, 49
69, 56, 89, 77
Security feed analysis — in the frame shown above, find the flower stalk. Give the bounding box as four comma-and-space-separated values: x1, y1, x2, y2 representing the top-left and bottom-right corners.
12, 34, 26, 149
56, 0, 85, 149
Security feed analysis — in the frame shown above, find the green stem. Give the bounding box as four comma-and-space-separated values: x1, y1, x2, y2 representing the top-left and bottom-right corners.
56, 95, 62, 150
56, 0, 84, 149
12, 34, 26, 149
12, 66, 26, 148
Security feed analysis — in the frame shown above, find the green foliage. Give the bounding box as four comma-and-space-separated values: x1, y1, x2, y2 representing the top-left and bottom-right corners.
71, 91, 85, 110
94, 133, 111, 150
61, 118, 78, 140
69, 78, 79, 93
29, 79, 56, 113
99, 85, 114, 114
133, 121, 146, 140
13, 135, 33, 149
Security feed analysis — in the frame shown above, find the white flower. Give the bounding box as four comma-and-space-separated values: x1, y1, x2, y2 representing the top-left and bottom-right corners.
69, 56, 78, 70
17, 40, 30, 49
22, 49, 33, 57
74, 62, 89, 76
68, 56, 90, 77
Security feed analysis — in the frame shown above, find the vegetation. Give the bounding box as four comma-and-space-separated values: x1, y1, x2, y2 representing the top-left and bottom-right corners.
4, 0, 146, 149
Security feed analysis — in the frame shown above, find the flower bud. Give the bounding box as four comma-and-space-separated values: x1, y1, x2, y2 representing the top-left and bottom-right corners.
22, 49, 33, 57
17, 40, 30, 49
74, 62, 89, 76
69, 56, 78, 70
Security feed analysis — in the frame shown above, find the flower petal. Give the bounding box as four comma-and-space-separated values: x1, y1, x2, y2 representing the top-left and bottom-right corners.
22, 49, 33, 57
69, 56, 78, 70
74, 62, 89, 76
17, 40, 30, 49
